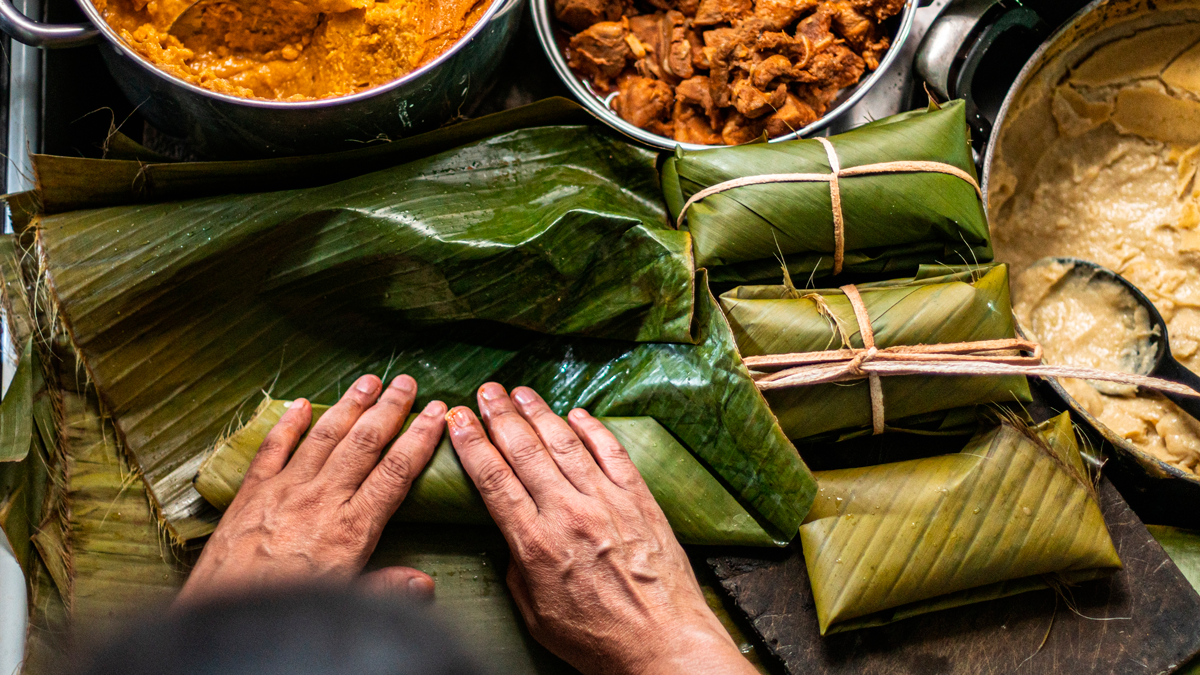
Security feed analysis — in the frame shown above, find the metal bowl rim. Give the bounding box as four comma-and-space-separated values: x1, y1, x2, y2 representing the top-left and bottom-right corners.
71, 0, 521, 109
530, 0, 918, 150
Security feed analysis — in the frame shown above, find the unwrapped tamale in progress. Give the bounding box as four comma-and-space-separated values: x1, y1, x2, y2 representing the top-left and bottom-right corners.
720, 264, 1032, 441
661, 99, 990, 283
194, 399, 781, 546
801, 412, 1122, 634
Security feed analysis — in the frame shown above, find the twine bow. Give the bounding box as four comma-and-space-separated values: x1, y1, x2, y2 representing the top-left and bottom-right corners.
749, 284, 1200, 435
674, 138, 984, 274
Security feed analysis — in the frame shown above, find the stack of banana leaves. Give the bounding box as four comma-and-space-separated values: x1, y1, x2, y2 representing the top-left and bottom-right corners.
0, 96, 1123, 673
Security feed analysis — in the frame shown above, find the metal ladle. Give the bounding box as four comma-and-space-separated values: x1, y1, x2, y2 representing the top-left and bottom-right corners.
1047, 258, 1200, 419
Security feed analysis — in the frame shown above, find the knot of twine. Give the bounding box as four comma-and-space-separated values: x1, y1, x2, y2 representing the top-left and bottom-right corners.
749, 284, 1200, 436
674, 138, 984, 274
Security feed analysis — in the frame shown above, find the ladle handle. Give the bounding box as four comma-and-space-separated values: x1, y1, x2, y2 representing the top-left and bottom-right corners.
0, 0, 99, 48
1155, 357, 1200, 421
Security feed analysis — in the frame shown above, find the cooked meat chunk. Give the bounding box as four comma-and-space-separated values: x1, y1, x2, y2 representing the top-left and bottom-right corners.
795, 42, 865, 90
849, 0, 905, 21
555, 0, 622, 32
693, 0, 751, 27
765, 93, 817, 136
561, 0, 892, 144
615, 75, 675, 135
732, 78, 787, 117
751, 53, 792, 88
676, 75, 721, 126
568, 21, 633, 87
664, 11, 695, 79
795, 4, 837, 52
754, 0, 817, 30
722, 111, 767, 144
673, 102, 724, 143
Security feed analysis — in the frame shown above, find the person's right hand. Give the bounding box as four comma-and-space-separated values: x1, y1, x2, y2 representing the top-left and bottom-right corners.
445, 383, 756, 675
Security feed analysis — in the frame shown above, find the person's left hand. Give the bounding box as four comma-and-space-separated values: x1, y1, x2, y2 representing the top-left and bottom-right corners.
175, 374, 447, 606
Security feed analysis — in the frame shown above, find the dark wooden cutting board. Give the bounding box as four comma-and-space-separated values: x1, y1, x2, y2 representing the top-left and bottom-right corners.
710, 479, 1200, 675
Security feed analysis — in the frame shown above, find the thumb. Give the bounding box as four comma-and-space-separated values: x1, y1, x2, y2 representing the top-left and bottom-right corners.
359, 566, 435, 602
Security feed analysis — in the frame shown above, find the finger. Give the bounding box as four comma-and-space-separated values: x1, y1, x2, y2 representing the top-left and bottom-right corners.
242, 399, 312, 490
510, 387, 608, 494
446, 406, 538, 529
566, 409, 649, 492
319, 375, 418, 491
477, 383, 573, 502
284, 374, 382, 479
352, 400, 447, 519
359, 566, 435, 603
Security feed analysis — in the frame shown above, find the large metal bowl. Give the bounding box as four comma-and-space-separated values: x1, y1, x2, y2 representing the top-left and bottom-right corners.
983, 0, 1200, 526
0, 0, 526, 157
532, 0, 919, 150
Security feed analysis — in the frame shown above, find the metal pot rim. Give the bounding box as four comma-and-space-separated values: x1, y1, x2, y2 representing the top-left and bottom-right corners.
530, 0, 919, 150
73, 0, 518, 109
984, 0, 1200, 487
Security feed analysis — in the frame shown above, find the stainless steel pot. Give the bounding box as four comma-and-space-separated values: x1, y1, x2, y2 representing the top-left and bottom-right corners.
0, 0, 526, 157
919, 0, 1200, 527
532, 0, 920, 150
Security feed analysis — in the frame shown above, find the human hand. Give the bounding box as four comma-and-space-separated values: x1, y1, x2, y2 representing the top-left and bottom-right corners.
445, 383, 756, 675
176, 374, 448, 606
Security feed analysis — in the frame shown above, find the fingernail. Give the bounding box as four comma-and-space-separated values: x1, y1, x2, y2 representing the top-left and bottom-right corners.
390, 375, 415, 393
423, 400, 447, 417
447, 407, 473, 428
479, 382, 506, 401
568, 408, 587, 420
354, 375, 379, 394
408, 577, 434, 601
512, 388, 535, 406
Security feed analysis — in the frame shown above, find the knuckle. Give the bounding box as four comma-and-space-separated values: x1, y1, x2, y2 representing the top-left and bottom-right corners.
506, 438, 545, 463
306, 423, 343, 450
475, 460, 514, 496
377, 451, 417, 487
545, 430, 586, 457
346, 425, 386, 453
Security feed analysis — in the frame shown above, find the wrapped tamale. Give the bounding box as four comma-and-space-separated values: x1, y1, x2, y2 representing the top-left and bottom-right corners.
720, 264, 1032, 441
195, 400, 780, 546
801, 412, 1122, 634
31, 124, 813, 544
661, 100, 991, 283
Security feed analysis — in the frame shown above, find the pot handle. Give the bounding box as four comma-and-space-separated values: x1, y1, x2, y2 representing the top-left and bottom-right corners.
0, 0, 99, 48
915, 0, 1046, 137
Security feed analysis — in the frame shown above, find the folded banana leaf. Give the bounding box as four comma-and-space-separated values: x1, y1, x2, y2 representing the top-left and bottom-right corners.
720, 264, 1031, 441
33, 125, 813, 544
801, 412, 1122, 634
1148, 525, 1200, 593
195, 400, 778, 546
661, 100, 991, 283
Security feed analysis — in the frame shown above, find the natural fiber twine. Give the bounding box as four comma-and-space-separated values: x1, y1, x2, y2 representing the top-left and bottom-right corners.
749, 285, 1200, 435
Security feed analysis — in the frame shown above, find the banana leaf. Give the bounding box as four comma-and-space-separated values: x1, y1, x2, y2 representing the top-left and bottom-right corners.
661, 100, 991, 283
195, 399, 779, 546
1147, 525, 1200, 594
31, 98, 593, 213
34, 125, 813, 544
720, 264, 1031, 441
0, 235, 33, 463
800, 412, 1122, 634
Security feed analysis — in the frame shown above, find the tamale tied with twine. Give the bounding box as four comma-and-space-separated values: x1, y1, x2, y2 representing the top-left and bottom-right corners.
663, 99, 991, 283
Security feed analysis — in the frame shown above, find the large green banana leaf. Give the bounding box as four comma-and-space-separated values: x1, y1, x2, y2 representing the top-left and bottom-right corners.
1148, 525, 1200, 593
720, 264, 1031, 441
34, 125, 813, 544
801, 412, 1122, 634
661, 100, 991, 283
194, 400, 778, 546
